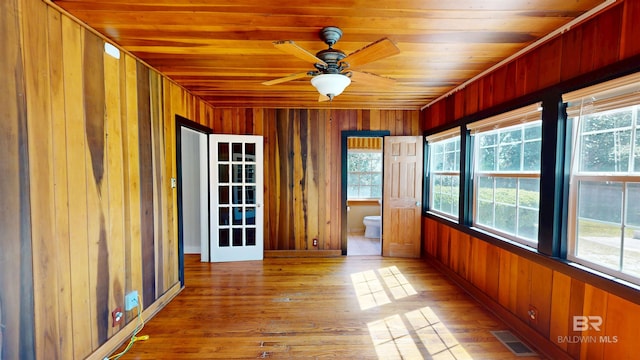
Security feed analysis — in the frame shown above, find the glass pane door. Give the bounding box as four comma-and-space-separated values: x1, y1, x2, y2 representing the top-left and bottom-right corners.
210, 135, 263, 262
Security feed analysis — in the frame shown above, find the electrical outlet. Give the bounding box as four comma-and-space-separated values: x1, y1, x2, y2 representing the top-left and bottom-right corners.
112, 308, 123, 327
125, 291, 139, 311
528, 305, 538, 324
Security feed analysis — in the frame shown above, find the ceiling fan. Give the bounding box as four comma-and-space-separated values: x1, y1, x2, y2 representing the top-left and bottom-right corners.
262, 26, 400, 101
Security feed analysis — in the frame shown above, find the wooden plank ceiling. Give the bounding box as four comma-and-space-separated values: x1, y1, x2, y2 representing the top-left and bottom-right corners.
51, 0, 605, 110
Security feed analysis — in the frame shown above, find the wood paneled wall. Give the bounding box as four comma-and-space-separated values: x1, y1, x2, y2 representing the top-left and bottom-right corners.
2, 0, 211, 358
261, 109, 419, 251
1, 0, 421, 358
178, 106, 419, 252
422, 1, 640, 359
425, 219, 640, 359
0, 0, 35, 359
181, 107, 418, 252
202, 108, 422, 250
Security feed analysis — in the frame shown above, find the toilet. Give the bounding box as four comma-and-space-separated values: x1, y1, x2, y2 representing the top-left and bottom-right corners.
363, 215, 381, 238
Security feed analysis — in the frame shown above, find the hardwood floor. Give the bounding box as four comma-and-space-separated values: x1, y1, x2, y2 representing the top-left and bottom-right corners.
119, 255, 545, 359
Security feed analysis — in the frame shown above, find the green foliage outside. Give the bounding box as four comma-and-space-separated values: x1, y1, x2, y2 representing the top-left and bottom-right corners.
578, 109, 640, 172
348, 151, 382, 199
433, 184, 540, 239
477, 186, 539, 239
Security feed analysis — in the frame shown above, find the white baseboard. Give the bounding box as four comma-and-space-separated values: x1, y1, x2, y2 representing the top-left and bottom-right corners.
184, 245, 201, 254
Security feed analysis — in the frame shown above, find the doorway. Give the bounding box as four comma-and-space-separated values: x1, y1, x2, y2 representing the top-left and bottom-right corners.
341, 131, 390, 256
176, 115, 211, 285
177, 117, 265, 274
180, 127, 208, 256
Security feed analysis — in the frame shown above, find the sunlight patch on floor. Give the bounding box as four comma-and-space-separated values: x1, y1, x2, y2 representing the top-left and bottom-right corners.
353, 266, 472, 359
406, 307, 472, 359
351, 270, 391, 310
368, 307, 473, 360
378, 266, 417, 300
368, 315, 423, 359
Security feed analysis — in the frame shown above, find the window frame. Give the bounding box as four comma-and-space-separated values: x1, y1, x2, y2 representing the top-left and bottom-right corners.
564, 75, 640, 284
423, 63, 640, 302
346, 149, 383, 200
468, 104, 543, 247
426, 128, 462, 221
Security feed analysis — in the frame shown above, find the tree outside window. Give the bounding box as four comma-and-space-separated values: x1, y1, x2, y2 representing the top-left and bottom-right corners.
347, 151, 383, 199
428, 134, 460, 219
473, 122, 541, 243
467, 103, 542, 247
569, 104, 640, 281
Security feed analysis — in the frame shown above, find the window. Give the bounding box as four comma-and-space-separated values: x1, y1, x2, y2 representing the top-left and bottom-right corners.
468, 104, 542, 246
348, 151, 382, 199
565, 72, 640, 283
427, 128, 461, 219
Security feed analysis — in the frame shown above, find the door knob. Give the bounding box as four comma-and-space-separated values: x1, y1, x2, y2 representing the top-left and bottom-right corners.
416, 202, 421, 206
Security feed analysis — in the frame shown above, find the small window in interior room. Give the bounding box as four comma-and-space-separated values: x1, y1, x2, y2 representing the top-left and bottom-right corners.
426, 128, 461, 220
347, 137, 383, 199
467, 103, 542, 247
564, 72, 640, 285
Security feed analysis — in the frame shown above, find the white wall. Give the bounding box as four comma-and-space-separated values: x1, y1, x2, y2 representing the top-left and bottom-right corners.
347, 203, 381, 233
181, 127, 205, 254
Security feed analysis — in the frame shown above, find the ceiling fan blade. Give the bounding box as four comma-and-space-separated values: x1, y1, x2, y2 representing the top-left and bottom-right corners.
273, 40, 327, 66
262, 72, 310, 86
341, 38, 400, 69
318, 94, 331, 102
349, 71, 396, 87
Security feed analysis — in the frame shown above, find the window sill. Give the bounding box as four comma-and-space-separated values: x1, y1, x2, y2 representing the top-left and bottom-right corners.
425, 210, 459, 224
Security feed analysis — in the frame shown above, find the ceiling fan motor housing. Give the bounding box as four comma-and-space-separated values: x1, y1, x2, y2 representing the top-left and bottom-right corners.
314, 26, 349, 74
314, 48, 347, 73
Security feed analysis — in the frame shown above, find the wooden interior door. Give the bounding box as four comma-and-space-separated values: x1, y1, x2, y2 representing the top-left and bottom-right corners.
382, 136, 423, 258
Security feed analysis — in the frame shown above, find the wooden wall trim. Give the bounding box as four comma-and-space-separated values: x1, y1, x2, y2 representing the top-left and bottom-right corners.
427, 256, 573, 360
85, 283, 183, 360
264, 250, 342, 258
347, 200, 380, 206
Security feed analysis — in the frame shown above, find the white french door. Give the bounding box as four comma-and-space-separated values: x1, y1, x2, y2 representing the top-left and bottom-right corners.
209, 135, 264, 262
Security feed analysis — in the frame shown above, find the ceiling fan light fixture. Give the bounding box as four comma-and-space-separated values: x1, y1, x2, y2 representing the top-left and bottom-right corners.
310, 74, 351, 98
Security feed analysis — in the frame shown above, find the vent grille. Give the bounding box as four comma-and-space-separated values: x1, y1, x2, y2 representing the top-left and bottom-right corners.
491, 330, 537, 357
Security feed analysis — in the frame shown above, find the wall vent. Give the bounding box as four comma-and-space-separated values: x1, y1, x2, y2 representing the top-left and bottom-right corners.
491, 330, 537, 357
